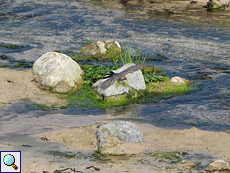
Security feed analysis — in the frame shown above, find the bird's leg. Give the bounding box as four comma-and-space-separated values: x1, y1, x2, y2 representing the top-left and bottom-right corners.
102, 94, 105, 101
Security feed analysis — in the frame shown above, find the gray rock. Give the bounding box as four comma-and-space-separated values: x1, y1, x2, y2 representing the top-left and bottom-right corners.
80, 40, 121, 56
170, 76, 194, 86
33, 52, 84, 92
97, 121, 144, 149
92, 63, 146, 97
206, 160, 230, 172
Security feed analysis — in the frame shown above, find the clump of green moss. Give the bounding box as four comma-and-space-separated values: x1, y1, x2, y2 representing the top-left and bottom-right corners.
146, 77, 193, 96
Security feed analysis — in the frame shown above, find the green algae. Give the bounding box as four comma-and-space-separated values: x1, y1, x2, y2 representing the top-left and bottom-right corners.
0, 57, 34, 68
0, 55, 8, 60
65, 65, 199, 108
67, 84, 144, 108
147, 151, 180, 160
66, 79, 197, 109
0, 43, 30, 50
146, 77, 196, 96
26, 103, 58, 111
91, 150, 130, 163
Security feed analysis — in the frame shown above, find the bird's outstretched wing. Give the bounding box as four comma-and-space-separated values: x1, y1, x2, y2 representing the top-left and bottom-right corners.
116, 63, 144, 77
99, 77, 116, 90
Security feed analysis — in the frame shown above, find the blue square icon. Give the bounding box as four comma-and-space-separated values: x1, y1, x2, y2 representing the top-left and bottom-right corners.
0, 151, 21, 173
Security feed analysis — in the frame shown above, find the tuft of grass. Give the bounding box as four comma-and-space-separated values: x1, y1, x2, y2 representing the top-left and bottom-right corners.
118, 42, 146, 65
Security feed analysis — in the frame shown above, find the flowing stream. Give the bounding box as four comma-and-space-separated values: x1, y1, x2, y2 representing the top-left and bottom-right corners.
1, 0, 230, 133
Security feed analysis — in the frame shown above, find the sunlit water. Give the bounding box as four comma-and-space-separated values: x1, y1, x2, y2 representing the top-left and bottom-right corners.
1, 0, 230, 133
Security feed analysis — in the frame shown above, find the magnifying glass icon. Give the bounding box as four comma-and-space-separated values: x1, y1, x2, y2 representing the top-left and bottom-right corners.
3, 154, 18, 170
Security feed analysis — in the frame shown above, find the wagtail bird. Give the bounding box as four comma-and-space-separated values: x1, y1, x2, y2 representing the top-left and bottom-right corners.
98, 63, 144, 90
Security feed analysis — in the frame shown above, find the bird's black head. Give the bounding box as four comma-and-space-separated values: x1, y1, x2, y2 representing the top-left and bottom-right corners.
110, 71, 116, 75
102, 70, 116, 79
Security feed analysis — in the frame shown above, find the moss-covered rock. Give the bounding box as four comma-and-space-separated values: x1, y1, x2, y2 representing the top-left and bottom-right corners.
147, 76, 195, 95
80, 40, 122, 59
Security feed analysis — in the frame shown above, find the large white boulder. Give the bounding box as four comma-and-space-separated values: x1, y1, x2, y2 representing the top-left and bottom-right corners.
33, 52, 84, 92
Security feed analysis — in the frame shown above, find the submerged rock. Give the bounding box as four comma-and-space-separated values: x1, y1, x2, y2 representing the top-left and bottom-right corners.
92, 63, 146, 98
80, 40, 121, 58
206, 160, 230, 172
97, 121, 144, 150
33, 52, 84, 92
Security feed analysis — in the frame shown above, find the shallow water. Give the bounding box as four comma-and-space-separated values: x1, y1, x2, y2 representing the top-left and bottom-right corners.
0, 0, 230, 133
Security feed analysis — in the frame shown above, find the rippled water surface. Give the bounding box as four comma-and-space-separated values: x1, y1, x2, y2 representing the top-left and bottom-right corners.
1, 0, 230, 131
